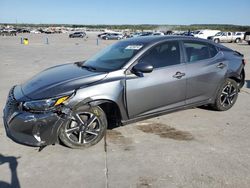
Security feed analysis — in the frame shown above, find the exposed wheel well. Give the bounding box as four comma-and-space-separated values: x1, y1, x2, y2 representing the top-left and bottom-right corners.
228, 68, 245, 88
98, 101, 122, 129
229, 76, 240, 84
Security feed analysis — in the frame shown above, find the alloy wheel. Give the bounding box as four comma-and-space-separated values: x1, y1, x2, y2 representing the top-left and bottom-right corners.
220, 83, 237, 107
65, 112, 101, 144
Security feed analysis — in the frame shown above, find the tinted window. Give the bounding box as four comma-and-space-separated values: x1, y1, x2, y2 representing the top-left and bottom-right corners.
139, 41, 181, 68
184, 42, 217, 63
209, 44, 218, 57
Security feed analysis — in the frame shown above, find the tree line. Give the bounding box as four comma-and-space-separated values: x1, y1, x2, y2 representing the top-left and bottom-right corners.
1, 23, 250, 32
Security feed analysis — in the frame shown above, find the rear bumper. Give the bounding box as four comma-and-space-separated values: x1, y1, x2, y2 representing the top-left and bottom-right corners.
3, 87, 64, 147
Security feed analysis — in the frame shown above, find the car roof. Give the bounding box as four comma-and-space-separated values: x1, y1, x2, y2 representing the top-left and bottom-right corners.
120, 35, 232, 52
122, 35, 212, 45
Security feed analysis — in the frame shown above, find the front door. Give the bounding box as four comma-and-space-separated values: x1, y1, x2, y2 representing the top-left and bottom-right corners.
126, 41, 186, 118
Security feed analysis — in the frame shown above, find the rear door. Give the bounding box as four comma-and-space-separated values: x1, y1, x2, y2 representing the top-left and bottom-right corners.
220, 32, 228, 42
126, 41, 186, 118
182, 41, 227, 105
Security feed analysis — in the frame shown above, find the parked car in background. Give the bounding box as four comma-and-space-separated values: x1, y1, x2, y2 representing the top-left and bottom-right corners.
193, 29, 220, 39
98, 32, 109, 38
0, 29, 17, 36
164, 30, 173, 35
208, 32, 244, 43
16, 28, 30, 33
181, 31, 194, 37
139, 32, 154, 36
69, 32, 86, 38
3, 36, 245, 149
131, 32, 154, 37
153, 32, 165, 36
244, 31, 250, 45
131, 32, 142, 38
30, 30, 41, 34
102, 33, 123, 40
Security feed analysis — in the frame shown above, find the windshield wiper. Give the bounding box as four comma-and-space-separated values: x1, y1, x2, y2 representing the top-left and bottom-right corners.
81, 65, 97, 71
75, 61, 107, 72
74, 61, 96, 71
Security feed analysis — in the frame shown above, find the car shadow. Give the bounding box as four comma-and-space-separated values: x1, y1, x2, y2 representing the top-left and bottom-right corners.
0, 154, 21, 188
245, 80, 250, 89
198, 105, 216, 111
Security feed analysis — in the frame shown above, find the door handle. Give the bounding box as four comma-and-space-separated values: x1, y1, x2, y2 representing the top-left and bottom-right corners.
217, 63, 226, 69
173, 72, 185, 79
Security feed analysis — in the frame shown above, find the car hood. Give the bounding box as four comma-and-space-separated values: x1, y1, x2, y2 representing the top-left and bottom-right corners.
21, 63, 108, 100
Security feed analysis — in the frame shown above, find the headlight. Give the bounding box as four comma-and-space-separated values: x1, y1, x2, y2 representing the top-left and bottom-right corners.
23, 96, 69, 111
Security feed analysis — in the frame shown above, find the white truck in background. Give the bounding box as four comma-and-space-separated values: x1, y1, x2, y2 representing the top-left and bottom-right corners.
193, 29, 220, 39
208, 32, 245, 43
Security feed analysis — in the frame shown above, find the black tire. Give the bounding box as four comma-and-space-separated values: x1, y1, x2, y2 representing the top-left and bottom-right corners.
248, 41, 250, 45
59, 106, 107, 149
235, 38, 241, 43
213, 79, 238, 111
214, 38, 220, 43
238, 69, 245, 89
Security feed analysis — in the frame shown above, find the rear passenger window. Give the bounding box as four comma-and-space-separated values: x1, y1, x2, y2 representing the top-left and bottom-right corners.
139, 41, 181, 68
184, 42, 218, 63
208, 44, 218, 57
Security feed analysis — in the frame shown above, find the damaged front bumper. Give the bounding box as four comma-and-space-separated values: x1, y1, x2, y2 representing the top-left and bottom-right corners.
3, 87, 65, 147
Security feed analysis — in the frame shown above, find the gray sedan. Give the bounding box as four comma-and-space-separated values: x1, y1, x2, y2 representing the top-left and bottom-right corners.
3, 36, 245, 149
102, 33, 123, 40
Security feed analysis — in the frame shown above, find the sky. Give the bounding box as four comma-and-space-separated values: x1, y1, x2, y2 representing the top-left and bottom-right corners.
0, 0, 250, 25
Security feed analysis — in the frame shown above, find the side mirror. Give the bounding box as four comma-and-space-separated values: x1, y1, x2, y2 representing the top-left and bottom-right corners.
132, 63, 153, 77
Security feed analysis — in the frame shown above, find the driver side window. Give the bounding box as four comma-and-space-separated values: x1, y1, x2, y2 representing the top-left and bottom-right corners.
138, 41, 181, 69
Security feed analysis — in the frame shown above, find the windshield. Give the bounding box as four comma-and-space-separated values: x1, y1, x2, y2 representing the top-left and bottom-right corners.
215, 32, 222, 36
194, 30, 200, 34
83, 41, 144, 71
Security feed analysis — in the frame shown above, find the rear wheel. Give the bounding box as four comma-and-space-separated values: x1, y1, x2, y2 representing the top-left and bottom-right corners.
213, 79, 238, 111
235, 38, 241, 43
238, 69, 245, 89
59, 106, 107, 149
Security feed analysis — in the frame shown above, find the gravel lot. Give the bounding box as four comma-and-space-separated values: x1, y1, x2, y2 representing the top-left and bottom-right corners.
0, 33, 250, 188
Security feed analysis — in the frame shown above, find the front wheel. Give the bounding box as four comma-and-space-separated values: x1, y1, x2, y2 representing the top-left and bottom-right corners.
213, 79, 238, 111
214, 38, 220, 43
59, 106, 107, 149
